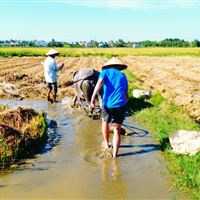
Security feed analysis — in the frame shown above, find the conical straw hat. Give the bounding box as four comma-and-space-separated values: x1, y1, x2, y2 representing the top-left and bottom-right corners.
46, 49, 59, 56
101, 57, 127, 70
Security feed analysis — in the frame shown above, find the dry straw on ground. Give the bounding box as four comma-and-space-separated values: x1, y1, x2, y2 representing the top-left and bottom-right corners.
0, 56, 199, 122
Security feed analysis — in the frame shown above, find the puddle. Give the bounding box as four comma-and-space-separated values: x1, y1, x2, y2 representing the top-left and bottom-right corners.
0, 99, 188, 199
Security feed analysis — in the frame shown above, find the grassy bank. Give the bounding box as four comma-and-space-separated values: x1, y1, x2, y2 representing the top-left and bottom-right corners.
0, 106, 47, 168
1, 47, 200, 57
126, 71, 200, 199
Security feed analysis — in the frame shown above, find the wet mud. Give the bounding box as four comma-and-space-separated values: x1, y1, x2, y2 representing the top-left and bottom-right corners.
0, 99, 188, 199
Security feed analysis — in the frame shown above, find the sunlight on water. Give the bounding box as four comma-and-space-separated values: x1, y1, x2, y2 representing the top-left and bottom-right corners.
0, 99, 188, 199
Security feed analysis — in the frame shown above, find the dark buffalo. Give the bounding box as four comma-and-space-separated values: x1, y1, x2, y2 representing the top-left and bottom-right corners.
72, 68, 102, 113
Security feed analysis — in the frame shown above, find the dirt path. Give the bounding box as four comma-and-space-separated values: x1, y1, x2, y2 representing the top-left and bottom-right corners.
0, 56, 199, 122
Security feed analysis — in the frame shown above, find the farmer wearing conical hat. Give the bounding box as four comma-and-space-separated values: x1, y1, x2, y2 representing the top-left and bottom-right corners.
90, 57, 128, 158
43, 49, 64, 103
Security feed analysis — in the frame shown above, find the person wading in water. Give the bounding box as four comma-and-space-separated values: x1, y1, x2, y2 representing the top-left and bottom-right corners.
90, 57, 128, 158
43, 49, 64, 103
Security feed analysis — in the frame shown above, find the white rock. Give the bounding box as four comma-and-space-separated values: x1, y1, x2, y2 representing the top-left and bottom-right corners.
169, 130, 200, 155
132, 89, 152, 99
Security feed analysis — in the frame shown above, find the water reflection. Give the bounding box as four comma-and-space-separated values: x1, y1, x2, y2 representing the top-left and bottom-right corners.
102, 159, 121, 181
0, 100, 187, 199
101, 159, 128, 199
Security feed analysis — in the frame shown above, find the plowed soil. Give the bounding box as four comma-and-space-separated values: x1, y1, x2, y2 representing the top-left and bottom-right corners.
0, 56, 199, 122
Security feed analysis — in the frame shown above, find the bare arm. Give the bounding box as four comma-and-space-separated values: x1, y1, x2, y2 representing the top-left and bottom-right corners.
90, 78, 103, 108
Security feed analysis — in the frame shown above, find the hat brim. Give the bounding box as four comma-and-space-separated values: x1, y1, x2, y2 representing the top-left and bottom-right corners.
46, 52, 59, 56
102, 64, 127, 70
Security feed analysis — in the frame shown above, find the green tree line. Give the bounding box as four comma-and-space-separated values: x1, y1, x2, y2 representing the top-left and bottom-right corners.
140, 38, 200, 47
0, 38, 200, 48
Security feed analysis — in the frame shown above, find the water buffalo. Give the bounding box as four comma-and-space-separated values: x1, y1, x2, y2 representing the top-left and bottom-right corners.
72, 68, 102, 114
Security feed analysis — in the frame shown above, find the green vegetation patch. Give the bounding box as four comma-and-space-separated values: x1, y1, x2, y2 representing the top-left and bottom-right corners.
166, 151, 200, 199
0, 106, 47, 168
134, 94, 200, 198
126, 72, 200, 198
134, 93, 199, 150
1, 47, 200, 57
123, 69, 138, 84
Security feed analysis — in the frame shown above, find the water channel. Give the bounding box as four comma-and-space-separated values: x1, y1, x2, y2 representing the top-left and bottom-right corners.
0, 99, 187, 199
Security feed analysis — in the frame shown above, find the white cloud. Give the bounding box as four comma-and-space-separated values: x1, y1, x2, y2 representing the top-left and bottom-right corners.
2, 0, 199, 9
172, 0, 198, 7
62, 0, 200, 10
63, 0, 153, 9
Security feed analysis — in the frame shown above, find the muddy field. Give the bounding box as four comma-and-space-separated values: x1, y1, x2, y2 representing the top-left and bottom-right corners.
0, 56, 199, 122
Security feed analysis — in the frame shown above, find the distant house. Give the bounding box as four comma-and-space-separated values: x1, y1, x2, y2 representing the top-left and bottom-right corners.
86, 41, 94, 48
108, 40, 114, 47
98, 42, 104, 48
10, 41, 20, 47
79, 41, 88, 47
132, 43, 142, 48
0, 40, 20, 47
78, 41, 93, 47
35, 40, 48, 47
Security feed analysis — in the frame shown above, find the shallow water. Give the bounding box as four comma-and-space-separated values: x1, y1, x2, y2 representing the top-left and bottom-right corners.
0, 99, 188, 199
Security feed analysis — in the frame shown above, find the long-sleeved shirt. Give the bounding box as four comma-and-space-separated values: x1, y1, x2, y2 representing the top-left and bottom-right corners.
43, 56, 62, 83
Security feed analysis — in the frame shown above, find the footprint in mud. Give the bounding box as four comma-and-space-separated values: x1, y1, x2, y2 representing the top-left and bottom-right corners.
96, 148, 113, 159
83, 150, 100, 167
83, 147, 113, 167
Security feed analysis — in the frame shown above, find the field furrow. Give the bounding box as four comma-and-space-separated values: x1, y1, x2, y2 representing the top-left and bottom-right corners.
0, 56, 199, 122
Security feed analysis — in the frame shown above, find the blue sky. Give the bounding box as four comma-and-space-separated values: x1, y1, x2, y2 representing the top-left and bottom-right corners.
0, 0, 200, 42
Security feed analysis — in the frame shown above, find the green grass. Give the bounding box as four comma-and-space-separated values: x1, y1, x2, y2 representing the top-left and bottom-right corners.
125, 70, 200, 198
124, 70, 153, 112
1, 47, 200, 57
132, 94, 200, 198
134, 94, 199, 149
166, 152, 200, 199
123, 69, 138, 84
